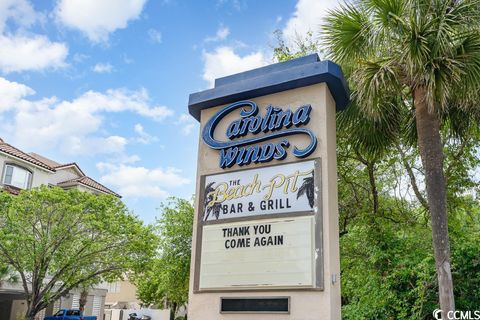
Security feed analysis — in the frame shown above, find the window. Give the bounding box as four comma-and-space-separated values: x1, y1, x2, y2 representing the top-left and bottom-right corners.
107, 281, 121, 293
71, 294, 80, 309
92, 296, 103, 317
3, 164, 32, 189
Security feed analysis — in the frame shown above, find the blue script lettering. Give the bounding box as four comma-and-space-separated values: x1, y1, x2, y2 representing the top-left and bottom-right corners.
202, 100, 317, 168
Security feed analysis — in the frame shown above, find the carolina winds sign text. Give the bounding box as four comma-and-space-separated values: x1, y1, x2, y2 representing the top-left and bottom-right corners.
202, 100, 317, 169
203, 160, 316, 221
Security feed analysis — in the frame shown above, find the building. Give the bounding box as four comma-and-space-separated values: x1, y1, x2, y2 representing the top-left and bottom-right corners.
0, 137, 120, 320
104, 280, 141, 310
104, 280, 187, 319
0, 138, 119, 197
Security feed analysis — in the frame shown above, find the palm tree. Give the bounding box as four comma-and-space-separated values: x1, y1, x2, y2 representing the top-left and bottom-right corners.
324, 0, 480, 313
297, 172, 315, 208
203, 182, 221, 220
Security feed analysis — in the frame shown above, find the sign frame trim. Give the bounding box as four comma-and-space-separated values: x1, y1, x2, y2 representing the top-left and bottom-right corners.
193, 157, 324, 293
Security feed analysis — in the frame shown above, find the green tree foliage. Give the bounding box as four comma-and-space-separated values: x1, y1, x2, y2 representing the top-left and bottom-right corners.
273, 17, 480, 318
272, 29, 321, 62
323, 0, 480, 312
335, 129, 480, 319
133, 197, 193, 320
0, 186, 156, 320
0, 264, 18, 287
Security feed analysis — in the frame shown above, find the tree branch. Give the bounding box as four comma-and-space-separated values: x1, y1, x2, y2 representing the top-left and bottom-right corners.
355, 151, 379, 215
396, 143, 429, 211
445, 138, 467, 182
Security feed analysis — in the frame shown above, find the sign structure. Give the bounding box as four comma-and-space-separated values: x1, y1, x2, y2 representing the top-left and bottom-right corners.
203, 160, 315, 221
193, 100, 325, 295
187, 54, 349, 319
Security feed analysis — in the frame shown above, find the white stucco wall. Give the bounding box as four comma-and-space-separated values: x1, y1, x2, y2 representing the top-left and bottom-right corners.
9, 300, 28, 320
49, 167, 81, 185
0, 153, 53, 189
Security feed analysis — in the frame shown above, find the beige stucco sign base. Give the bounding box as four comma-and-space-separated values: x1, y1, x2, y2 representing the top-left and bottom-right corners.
187, 55, 348, 320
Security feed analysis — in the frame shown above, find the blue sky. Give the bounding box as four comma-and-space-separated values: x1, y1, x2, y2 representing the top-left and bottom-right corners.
0, 0, 340, 222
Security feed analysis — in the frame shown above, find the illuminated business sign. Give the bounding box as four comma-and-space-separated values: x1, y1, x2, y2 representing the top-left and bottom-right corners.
202, 160, 316, 221
202, 100, 317, 169
199, 216, 315, 290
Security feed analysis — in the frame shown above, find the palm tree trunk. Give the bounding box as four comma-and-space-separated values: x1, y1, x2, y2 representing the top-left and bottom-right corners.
414, 88, 455, 314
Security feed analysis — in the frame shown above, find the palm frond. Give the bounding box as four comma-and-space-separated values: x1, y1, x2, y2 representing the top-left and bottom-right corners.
443, 0, 480, 26
351, 58, 403, 119
203, 182, 216, 220
325, 0, 480, 153
452, 30, 480, 93
297, 176, 315, 208
323, 3, 374, 66
443, 106, 473, 140
297, 184, 307, 199
366, 0, 407, 29
338, 97, 404, 157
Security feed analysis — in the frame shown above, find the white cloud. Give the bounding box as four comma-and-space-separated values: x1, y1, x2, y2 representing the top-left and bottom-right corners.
283, 0, 340, 46
9, 97, 119, 155
0, 35, 68, 73
0, 77, 173, 155
202, 46, 268, 87
0, 77, 35, 112
134, 123, 146, 135
55, 0, 148, 43
148, 28, 162, 44
97, 162, 190, 199
69, 88, 174, 121
66, 135, 128, 155
133, 123, 158, 144
73, 53, 89, 63
175, 114, 197, 136
92, 62, 114, 73
0, 1, 68, 74
205, 26, 230, 42
123, 54, 134, 64
0, 0, 37, 33
118, 154, 141, 164
216, 0, 245, 11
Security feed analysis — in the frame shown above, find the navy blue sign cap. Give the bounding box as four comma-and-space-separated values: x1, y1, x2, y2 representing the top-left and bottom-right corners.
202, 100, 317, 168
188, 54, 350, 122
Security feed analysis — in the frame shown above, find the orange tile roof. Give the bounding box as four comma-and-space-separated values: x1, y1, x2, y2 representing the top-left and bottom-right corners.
0, 142, 55, 171
29, 153, 61, 168
1, 138, 120, 198
57, 176, 121, 198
